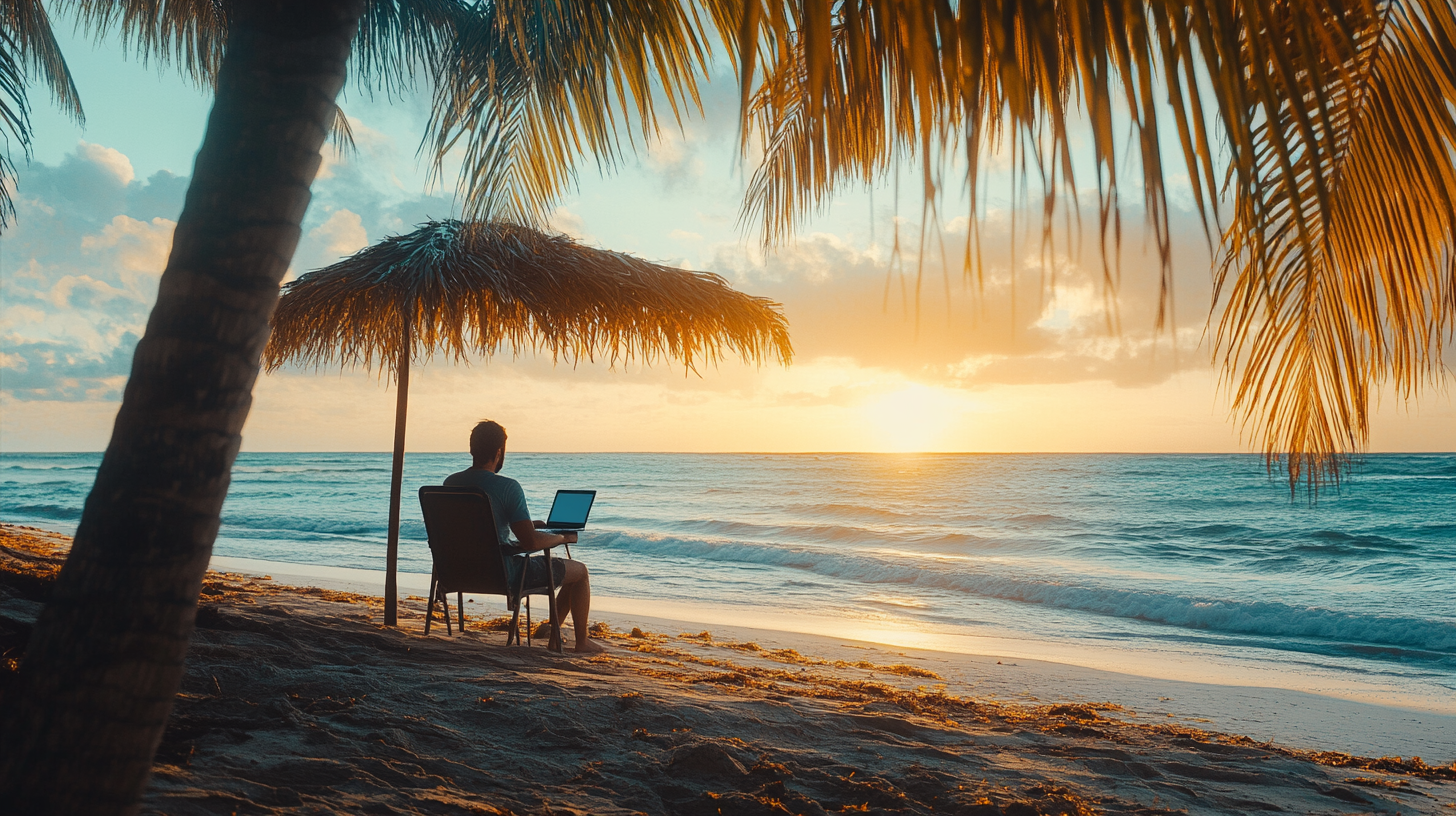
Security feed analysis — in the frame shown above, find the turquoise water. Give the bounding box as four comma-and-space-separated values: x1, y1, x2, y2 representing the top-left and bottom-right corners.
4, 452, 1453, 709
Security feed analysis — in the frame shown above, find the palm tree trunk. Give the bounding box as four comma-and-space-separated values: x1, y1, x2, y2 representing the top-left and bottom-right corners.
385, 313, 411, 626
0, 2, 365, 812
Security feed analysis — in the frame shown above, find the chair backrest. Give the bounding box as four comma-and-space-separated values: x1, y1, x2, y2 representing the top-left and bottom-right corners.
418, 486, 513, 596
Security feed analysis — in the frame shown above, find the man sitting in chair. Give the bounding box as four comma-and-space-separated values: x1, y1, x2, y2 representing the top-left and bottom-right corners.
444, 420, 604, 654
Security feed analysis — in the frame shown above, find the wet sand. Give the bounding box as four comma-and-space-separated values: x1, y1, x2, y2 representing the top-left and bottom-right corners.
4, 524, 1454, 815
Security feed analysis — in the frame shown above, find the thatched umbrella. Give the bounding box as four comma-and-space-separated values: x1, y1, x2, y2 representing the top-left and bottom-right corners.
264, 219, 793, 625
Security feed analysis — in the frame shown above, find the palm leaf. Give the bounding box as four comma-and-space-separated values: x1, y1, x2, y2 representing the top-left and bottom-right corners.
735, 0, 1455, 492
59, 0, 228, 86
60, 0, 465, 89
1213, 0, 1456, 492
1, 0, 84, 229
58, 0, 469, 147
3, 0, 83, 116
426, 0, 716, 225
0, 26, 27, 227
735, 0, 1203, 321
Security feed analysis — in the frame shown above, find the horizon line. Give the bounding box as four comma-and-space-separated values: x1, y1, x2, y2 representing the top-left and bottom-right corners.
3, 450, 1452, 456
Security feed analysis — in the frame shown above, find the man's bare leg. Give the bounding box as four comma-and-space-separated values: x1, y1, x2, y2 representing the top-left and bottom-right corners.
554, 560, 604, 653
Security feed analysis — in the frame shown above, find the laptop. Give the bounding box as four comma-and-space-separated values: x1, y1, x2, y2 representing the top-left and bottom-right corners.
543, 489, 597, 533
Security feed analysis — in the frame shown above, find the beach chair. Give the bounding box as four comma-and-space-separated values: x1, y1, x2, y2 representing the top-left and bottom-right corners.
417, 485, 564, 651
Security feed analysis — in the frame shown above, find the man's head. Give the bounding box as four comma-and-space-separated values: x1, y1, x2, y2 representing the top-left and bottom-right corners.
469, 420, 508, 471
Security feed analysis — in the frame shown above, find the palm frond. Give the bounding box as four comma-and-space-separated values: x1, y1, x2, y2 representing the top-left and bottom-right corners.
1213, 0, 1456, 493
3, 0, 83, 118
736, 0, 1455, 492
426, 0, 715, 225
329, 103, 357, 156
59, 0, 467, 94
0, 26, 27, 228
735, 0, 1209, 319
60, 0, 229, 86
352, 0, 470, 96
1, 0, 83, 230
58, 0, 472, 167
264, 219, 793, 378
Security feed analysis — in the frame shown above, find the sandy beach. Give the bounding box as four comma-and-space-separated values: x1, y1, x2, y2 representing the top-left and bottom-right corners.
4, 523, 1454, 815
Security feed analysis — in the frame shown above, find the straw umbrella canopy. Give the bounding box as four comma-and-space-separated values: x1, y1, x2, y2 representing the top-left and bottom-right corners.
264, 219, 793, 625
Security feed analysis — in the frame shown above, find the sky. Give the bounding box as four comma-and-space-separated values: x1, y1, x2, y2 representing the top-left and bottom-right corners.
2, 22, 1453, 454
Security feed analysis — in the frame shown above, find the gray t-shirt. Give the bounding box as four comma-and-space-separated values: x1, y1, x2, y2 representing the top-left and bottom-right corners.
442, 467, 531, 546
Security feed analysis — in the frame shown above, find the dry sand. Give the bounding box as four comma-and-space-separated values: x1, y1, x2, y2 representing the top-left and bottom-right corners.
3, 523, 1454, 815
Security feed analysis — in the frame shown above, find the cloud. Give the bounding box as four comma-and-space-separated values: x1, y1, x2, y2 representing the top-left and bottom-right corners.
81, 215, 176, 284
288, 113, 457, 272
256, 202, 1221, 402
1, 332, 137, 401
643, 127, 707, 189
1, 128, 473, 406
0, 127, 1222, 420
45, 274, 129, 310
3, 206, 174, 337
308, 209, 368, 260
629, 69, 742, 194
76, 141, 135, 186
702, 205, 1218, 391
546, 206, 589, 241
1, 144, 182, 400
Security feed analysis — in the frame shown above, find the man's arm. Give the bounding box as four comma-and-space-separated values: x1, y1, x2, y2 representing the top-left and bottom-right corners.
509, 520, 577, 553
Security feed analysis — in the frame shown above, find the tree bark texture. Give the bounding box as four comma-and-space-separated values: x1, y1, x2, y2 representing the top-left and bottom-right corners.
0, 2, 364, 812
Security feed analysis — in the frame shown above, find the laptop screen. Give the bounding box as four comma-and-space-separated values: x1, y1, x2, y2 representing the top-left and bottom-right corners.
546, 490, 596, 527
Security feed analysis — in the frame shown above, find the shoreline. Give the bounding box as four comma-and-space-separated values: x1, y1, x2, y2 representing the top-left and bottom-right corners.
6, 534, 1452, 761
206, 553, 1456, 759
11, 450, 1452, 722
4, 523, 1454, 815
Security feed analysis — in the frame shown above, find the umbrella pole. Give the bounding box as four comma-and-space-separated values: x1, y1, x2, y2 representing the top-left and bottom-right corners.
384, 317, 411, 626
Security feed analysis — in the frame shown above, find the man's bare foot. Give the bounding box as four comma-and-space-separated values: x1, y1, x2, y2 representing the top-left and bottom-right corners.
573, 638, 606, 654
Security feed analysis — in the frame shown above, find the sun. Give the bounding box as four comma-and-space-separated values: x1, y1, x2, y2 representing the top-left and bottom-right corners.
860, 384, 959, 452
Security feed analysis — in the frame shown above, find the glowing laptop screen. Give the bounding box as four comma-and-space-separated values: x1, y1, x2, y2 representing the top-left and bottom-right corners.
546, 490, 595, 528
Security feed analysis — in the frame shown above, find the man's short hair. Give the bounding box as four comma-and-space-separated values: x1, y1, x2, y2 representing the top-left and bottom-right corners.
470, 420, 507, 465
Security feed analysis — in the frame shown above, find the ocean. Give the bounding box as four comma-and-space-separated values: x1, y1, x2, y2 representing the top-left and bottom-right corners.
4, 451, 1453, 713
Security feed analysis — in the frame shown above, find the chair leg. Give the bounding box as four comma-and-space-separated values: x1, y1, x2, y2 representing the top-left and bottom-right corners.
425, 575, 437, 635
544, 549, 563, 653
458, 592, 465, 632
525, 597, 532, 647
440, 586, 453, 636
507, 599, 521, 646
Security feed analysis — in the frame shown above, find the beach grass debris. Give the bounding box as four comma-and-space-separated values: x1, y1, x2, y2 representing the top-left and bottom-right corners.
1343, 776, 1409, 788
7, 521, 1453, 816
